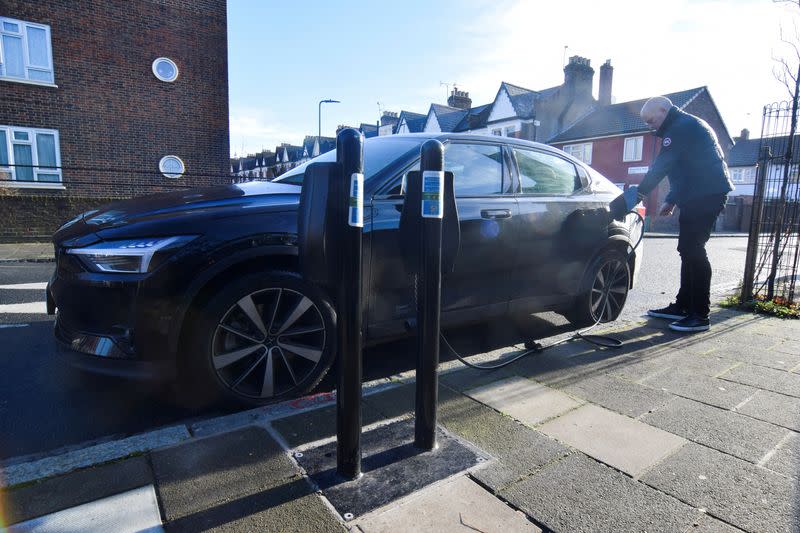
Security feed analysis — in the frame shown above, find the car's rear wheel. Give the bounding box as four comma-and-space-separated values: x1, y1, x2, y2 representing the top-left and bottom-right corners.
181, 271, 336, 407
563, 250, 630, 328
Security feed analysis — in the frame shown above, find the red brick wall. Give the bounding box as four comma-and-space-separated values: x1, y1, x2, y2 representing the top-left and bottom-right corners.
1, 0, 229, 238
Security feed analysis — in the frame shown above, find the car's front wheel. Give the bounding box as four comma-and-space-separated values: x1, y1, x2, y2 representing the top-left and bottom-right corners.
182, 271, 336, 407
563, 249, 630, 328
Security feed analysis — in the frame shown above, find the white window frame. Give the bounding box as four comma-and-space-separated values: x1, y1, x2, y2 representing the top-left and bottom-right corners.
563, 142, 593, 165
504, 126, 517, 137
623, 136, 643, 162
730, 166, 756, 184
491, 128, 502, 136
0, 17, 55, 86
0, 125, 63, 187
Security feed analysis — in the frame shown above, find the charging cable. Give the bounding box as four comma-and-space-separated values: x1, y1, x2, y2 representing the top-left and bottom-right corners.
442, 210, 645, 370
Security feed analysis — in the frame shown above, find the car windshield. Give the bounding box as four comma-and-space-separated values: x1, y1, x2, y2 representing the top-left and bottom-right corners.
275, 137, 424, 185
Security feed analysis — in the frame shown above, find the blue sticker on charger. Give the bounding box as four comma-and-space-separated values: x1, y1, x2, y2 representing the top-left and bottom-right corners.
349, 173, 364, 227
421, 170, 444, 219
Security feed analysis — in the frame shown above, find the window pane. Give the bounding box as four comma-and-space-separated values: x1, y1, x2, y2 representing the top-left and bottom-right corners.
445, 143, 503, 196
26, 26, 49, 67
27, 69, 53, 82
515, 149, 578, 194
13, 144, 33, 181
37, 173, 60, 182
2, 35, 25, 77
36, 133, 57, 168
2, 21, 20, 32
0, 130, 7, 166
13, 131, 29, 141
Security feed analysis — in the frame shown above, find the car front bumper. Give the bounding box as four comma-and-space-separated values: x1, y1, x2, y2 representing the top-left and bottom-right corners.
47, 251, 180, 381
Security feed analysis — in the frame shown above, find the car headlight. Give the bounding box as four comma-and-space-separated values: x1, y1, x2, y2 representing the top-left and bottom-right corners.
66, 236, 196, 273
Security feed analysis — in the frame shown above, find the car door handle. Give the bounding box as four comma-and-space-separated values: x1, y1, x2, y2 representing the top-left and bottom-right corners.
481, 209, 511, 219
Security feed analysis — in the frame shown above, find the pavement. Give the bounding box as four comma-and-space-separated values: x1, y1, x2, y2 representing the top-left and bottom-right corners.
0, 243, 53, 263
2, 306, 799, 532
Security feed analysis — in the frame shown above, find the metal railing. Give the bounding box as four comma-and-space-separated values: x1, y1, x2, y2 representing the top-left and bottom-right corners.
742, 102, 800, 306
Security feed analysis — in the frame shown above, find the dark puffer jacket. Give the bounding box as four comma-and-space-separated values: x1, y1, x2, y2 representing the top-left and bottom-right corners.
638, 106, 734, 207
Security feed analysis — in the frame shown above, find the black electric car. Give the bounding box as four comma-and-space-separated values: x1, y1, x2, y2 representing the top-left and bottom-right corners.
48, 134, 643, 406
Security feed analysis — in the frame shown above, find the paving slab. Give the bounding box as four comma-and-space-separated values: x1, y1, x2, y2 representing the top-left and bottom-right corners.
438, 388, 570, 492
271, 400, 385, 448
770, 338, 800, 356
736, 389, 800, 432
687, 338, 800, 371
354, 475, 539, 533
720, 363, 800, 398
8, 485, 162, 533
754, 321, 800, 342
561, 372, 674, 417
642, 443, 799, 533
639, 366, 758, 409
762, 432, 800, 479
2, 455, 153, 526
151, 426, 298, 521
692, 515, 748, 533
610, 349, 737, 383
501, 453, 701, 533
642, 397, 791, 463
439, 365, 519, 393
538, 404, 687, 478
164, 477, 343, 533
465, 376, 582, 426
361, 383, 415, 420
502, 343, 585, 387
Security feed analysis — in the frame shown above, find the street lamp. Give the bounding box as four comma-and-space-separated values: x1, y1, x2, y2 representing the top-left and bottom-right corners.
319, 99, 341, 140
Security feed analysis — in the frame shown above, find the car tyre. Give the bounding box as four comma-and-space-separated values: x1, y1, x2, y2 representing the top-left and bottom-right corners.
563, 249, 630, 328
180, 270, 337, 407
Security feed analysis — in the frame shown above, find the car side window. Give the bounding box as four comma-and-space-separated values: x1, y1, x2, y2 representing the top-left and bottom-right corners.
514, 148, 579, 195
384, 160, 420, 196
445, 143, 503, 197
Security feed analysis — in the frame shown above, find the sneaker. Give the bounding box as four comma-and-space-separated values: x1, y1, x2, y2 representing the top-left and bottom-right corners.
669, 314, 710, 333
647, 303, 688, 320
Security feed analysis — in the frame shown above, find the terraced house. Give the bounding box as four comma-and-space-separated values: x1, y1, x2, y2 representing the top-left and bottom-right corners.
0, 0, 229, 241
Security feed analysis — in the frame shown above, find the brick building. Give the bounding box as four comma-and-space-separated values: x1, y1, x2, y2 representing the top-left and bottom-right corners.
549, 86, 733, 231
0, 1, 229, 241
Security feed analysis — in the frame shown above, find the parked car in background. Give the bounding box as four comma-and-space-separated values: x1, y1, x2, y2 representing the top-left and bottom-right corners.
48, 134, 643, 406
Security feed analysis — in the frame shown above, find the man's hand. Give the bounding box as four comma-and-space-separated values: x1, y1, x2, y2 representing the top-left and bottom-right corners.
659, 202, 675, 216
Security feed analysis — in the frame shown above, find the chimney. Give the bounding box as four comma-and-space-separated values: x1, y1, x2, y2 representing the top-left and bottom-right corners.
563, 56, 594, 100
447, 87, 472, 109
738, 128, 750, 142
380, 111, 399, 127
598, 59, 613, 106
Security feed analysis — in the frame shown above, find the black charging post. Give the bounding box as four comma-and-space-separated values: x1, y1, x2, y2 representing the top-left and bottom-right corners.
335, 128, 365, 479
297, 128, 365, 480
413, 140, 446, 450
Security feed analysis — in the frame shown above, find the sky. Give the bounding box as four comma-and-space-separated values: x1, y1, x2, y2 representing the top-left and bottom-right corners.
227, 0, 797, 157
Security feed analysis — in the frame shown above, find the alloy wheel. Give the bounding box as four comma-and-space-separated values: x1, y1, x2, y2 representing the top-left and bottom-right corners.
211, 287, 327, 400
589, 258, 629, 322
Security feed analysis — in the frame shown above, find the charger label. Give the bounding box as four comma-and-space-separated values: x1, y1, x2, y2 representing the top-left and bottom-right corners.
421, 170, 444, 219
348, 173, 364, 227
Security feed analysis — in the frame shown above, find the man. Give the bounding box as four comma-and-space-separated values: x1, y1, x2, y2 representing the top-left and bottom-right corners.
636, 96, 734, 332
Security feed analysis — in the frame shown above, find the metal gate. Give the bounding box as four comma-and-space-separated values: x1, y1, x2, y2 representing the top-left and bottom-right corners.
741, 102, 800, 306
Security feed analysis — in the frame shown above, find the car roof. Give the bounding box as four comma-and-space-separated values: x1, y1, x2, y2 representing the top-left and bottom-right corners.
382, 132, 567, 156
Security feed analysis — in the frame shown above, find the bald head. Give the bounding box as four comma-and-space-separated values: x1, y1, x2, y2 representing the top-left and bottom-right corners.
641, 96, 673, 131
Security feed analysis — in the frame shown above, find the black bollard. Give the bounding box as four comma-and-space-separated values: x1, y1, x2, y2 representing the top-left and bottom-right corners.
415, 139, 445, 450
335, 128, 365, 479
